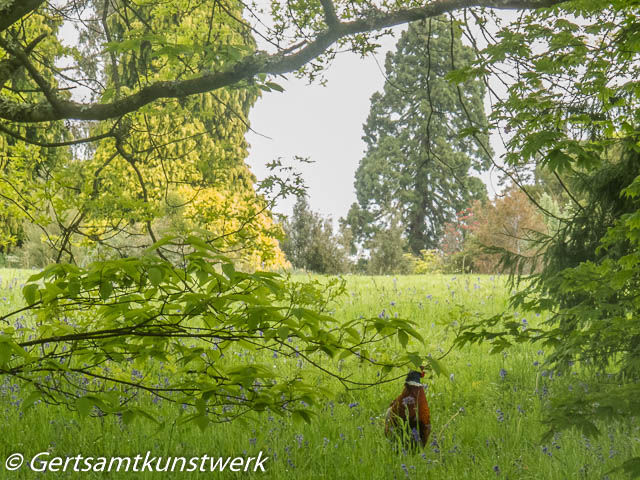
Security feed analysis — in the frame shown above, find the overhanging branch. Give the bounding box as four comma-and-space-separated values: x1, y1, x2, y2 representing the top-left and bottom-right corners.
0, 0, 567, 123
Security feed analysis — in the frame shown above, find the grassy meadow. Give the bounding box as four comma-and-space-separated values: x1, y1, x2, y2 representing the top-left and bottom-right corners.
0, 269, 638, 479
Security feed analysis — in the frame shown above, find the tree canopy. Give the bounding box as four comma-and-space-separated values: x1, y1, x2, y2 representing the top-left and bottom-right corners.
448, 2, 640, 474
281, 195, 350, 274
0, 0, 287, 268
346, 17, 490, 256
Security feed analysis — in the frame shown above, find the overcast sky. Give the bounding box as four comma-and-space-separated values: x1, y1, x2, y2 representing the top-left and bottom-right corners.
245, 30, 409, 224
245, 25, 505, 224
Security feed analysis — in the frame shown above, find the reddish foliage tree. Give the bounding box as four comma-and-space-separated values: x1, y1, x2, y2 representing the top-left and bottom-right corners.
470, 187, 547, 273
440, 207, 478, 256
440, 187, 547, 273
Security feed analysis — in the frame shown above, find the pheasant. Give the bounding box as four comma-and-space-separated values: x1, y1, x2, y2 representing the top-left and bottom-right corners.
385, 367, 431, 448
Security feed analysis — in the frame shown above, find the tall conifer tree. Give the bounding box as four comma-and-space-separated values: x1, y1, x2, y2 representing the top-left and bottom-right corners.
346, 17, 491, 255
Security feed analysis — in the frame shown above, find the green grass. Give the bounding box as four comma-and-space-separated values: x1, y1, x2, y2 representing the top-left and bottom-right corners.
0, 269, 638, 479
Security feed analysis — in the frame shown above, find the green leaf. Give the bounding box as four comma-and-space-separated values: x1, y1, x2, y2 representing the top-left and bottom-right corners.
194, 414, 209, 432
337, 349, 353, 360
545, 148, 574, 172
67, 279, 81, 298
407, 352, 422, 369
0, 337, 12, 367
425, 357, 447, 377
121, 409, 137, 426
21, 390, 43, 412
292, 409, 312, 424
345, 327, 360, 342
23, 284, 39, 306
265, 82, 285, 92
146, 235, 177, 253
75, 397, 94, 417
277, 326, 289, 339
99, 280, 113, 300
148, 267, 163, 287
222, 263, 235, 281
397, 330, 409, 348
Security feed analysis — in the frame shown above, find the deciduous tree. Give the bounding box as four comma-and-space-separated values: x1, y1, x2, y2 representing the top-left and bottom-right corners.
451, 3, 640, 473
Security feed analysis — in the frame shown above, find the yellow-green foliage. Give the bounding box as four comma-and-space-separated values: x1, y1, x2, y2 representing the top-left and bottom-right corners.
77, 0, 286, 268
403, 249, 444, 274
1, 1, 286, 269
0, 11, 71, 251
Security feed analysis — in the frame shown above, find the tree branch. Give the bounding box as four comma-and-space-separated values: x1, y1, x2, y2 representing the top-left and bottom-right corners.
0, 32, 47, 89
0, 0, 567, 123
318, 0, 339, 27
0, 35, 63, 111
0, 0, 46, 33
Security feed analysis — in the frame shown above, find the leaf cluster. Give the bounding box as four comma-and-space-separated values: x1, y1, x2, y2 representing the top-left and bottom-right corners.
1, 237, 426, 427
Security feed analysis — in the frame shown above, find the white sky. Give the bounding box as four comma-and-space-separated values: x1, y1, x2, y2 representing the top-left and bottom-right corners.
246, 25, 506, 225
245, 35, 400, 223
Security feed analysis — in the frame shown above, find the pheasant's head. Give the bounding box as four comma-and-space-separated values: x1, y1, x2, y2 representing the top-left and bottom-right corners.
405, 370, 423, 384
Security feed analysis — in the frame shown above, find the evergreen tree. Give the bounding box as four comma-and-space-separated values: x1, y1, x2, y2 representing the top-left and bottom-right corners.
366, 219, 413, 275
346, 17, 491, 255
281, 196, 350, 274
